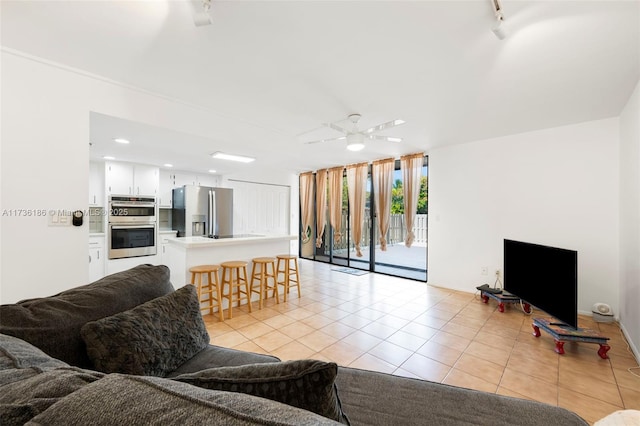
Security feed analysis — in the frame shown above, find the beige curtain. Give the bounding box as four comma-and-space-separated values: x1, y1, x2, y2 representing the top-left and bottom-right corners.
346, 162, 368, 257
401, 153, 424, 247
372, 158, 394, 251
315, 169, 328, 248
299, 172, 314, 243
328, 166, 344, 243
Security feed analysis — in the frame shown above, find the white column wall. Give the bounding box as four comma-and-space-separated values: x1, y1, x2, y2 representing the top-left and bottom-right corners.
619, 79, 640, 359
428, 118, 620, 316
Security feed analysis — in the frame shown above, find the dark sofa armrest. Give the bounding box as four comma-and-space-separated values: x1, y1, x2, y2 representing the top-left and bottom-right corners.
165, 344, 279, 377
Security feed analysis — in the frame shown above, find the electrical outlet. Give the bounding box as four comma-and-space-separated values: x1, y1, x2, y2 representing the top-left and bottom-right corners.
481, 267, 488, 275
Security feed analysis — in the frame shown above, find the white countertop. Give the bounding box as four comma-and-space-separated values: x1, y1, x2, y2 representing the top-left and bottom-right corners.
167, 234, 297, 249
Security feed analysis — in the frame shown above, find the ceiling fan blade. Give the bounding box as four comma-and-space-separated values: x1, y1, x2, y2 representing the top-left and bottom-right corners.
323, 122, 350, 134
363, 119, 406, 134
367, 135, 403, 142
305, 136, 346, 145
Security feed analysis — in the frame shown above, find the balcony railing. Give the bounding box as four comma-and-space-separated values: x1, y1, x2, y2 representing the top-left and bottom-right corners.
331, 213, 427, 250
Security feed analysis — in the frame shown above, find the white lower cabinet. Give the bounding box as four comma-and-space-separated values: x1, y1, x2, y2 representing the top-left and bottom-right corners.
89, 236, 105, 282
159, 231, 177, 266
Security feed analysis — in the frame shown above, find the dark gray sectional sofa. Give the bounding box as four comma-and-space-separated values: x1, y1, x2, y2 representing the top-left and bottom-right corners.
0, 264, 588, 425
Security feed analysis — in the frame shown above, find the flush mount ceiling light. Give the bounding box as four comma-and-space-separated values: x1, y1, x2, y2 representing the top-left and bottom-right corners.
208, 169, 217, 173
193, 0, 212, 27
103, 156, 116, 160
490, 0, 507, 40
164, 163, 173, 168
113, 138, 130, 144
211, 151, 255, 163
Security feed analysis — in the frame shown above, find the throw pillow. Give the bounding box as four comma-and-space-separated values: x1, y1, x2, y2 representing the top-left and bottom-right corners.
172, 359, 350, 424
29, 373, 344, 425
80, 285, 209, 376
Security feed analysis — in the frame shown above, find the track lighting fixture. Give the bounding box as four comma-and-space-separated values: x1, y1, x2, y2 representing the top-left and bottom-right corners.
193, 0, 212, 27
490, 0, 507, 40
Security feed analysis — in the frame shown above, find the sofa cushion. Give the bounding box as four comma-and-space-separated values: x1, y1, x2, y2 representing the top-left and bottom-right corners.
0, 333, 69, 372
335, 366, 588, 426
167, 345, 280, 376
0, 264, 174, 369
172, 359, 350, 424
28, 373, 343, 425
0, 367, 104, 426
80, 284, 209, 376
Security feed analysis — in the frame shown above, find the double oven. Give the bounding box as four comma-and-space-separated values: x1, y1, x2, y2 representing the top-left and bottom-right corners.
108, 196, 157, 259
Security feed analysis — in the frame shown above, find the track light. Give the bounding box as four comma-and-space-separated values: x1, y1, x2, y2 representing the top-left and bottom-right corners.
490, 0, 507, 40
194, 0, 212, 27
492, 18, 507, 40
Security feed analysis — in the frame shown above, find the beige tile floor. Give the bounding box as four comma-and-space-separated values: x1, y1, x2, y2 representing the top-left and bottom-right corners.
202, 259, 640, 425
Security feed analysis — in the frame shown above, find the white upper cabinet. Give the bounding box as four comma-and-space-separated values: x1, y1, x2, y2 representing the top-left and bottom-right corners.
173, 172, 198, 188
159, 170, 175, 208
89, 161, 104, 206
196, 174, 219, 188
134, 164, 159, 196
105, 161, 158, 197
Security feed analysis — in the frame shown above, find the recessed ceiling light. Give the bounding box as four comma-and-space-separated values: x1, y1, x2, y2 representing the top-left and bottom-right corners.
113, 138, 130, 144
208, 169, 217, 173
164, 163, 173, 168
103, 156, 116, 160
211, 152, 255, 163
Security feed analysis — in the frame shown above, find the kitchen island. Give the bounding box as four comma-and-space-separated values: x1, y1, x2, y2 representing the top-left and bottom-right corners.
164, 234, 297, 287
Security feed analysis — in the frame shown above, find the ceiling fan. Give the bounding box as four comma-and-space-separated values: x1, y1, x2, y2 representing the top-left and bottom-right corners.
305, 114, 406, 151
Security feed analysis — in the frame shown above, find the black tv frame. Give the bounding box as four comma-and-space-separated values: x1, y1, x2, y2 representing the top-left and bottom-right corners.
503, 239, 578, 329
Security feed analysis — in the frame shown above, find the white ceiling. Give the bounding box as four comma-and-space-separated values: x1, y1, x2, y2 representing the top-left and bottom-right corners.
2, 1, 639, 176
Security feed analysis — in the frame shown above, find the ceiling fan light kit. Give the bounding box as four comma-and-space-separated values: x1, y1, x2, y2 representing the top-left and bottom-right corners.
346, 133, 366, 151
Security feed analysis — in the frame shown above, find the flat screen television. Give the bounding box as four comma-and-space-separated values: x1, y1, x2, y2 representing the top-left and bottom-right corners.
503, 239, 578, 329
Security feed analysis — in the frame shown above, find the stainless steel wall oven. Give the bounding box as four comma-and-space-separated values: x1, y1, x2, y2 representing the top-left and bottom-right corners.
108, 196, 157, 259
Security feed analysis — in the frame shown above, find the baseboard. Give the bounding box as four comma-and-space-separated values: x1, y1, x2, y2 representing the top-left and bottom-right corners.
620, 322, 640, 364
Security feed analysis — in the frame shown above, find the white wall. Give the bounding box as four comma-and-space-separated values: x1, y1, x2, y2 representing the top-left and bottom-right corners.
619, 79, 640, 358
428, 118, 620, 316
0, 50, 300, 303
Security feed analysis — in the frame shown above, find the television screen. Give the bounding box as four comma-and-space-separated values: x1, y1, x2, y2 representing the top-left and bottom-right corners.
503, 239, 578, 329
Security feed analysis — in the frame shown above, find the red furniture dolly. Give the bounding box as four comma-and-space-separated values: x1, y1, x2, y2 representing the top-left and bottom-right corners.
532, 317, 610, 359
480, 290, 531, 313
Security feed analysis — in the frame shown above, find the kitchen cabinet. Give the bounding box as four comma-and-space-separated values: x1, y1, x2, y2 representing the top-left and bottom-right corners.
105, 162, 159, 197
159, 231, 177, 266
173, 172, 219, 189
173, 172, 198, 188
196, 174, 219, 188
89, 161, 104, 206
159, 170, 220, 208
89, 236, 105, 282
158, 170, 175, 208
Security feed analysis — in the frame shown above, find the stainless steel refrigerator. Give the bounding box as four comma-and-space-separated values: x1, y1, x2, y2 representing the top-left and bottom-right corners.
172, 185, 233, 238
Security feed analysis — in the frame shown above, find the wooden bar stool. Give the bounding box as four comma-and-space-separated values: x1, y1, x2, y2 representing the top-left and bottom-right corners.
250, 257, 279, 309
188, 264, 224, 322
220, 261, 252, 319
276, 254, 301, 302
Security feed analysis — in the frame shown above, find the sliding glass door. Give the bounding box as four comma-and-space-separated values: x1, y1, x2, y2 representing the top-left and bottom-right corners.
299, 156, 428, 281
